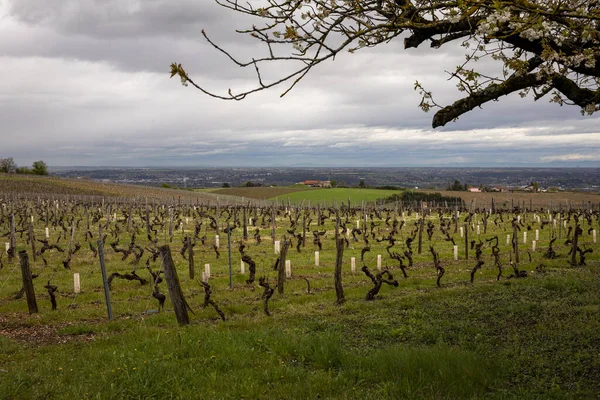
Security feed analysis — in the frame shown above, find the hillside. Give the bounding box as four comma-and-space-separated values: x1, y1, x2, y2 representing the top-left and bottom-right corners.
0, 174, 244, 204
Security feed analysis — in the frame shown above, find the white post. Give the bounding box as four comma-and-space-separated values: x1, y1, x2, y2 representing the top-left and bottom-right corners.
73, 273, 81, 293
4, 242, 9, 252
45, 227, 49, 238
185, 217, 189, 225
30, 215, 34, 223
532, 240, 536, 251
593, 230, 597, 243
249, 217, 253, 225
564, 220, 567, 228
517, 215, 521, 223
202, 271, 207, 282
377, 254, 382, 270
460, 227, 464, 238
453, 245, 458, 261
204, 263, 211, 280
315, 251, 319, 267
214, 235, 220, 249
416, 213, 419, 220
356, 220, 360, 229
506, 234, 511, 245
240, 260, 245, 274
274, 240, 281, 254
351, 257, 356, 273
285, 260, 291, 278
535, 229, 539, 241
476, 224, 480, 235
523, 231, 527, 243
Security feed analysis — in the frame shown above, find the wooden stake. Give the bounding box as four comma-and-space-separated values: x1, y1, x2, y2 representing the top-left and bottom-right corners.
277, 240, 289, 295
160, 245, 190, 325
18, 251, 38, 314
98, 235, 113, 320
334, 237, 345, 304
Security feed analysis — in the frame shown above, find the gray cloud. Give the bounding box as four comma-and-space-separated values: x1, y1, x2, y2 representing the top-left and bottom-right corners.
0, 0, 598, 168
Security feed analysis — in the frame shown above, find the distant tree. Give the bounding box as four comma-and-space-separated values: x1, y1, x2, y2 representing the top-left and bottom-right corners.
330, 179, 338, 188
222, 182, 231, 188
31, 160, 48, 176
16, 167, 31, 174
161, 183, 174, 189
532, 181, 540, 193
0, 157, 17, 173
446, 180, 466, 191
358, 179, 366, 188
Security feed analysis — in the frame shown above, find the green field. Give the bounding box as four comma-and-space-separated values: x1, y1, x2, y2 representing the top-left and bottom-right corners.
269, 188, 403, 206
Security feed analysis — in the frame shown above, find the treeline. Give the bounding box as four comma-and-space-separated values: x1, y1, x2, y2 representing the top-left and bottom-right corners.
0, 157, 48, 175
381, 191, 465, 206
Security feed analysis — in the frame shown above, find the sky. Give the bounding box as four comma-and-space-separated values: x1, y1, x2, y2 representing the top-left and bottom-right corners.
1, 0, 599, 168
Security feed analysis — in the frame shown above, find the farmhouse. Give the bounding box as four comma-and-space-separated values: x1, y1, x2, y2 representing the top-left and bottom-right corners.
301, 180, 331, 188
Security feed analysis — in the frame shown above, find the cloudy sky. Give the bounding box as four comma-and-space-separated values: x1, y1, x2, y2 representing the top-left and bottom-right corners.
1, 0, 599, 168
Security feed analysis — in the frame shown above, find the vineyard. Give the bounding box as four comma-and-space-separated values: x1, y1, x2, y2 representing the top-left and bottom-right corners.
1, 184, 600, 398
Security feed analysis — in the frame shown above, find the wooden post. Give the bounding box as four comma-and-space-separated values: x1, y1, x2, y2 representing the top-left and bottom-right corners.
277, 240, 289, 295
271, 205, 276, 241
69, 220, 75, 252
85, 206, 90, 230
187, 236, 194, 279
464, 223, 469, 260
227, 222, 232, 289
160, 245, 190, 325
18, 251, 38, 314
28, 221, 37, 262
302, 209, 307, 248
417, 216, 424, 254
169, 207, 173, 237
98, 234, 113, 320
513, 223, 519, 264
8, 213, 16, 260
242, 206, 248, 240
215, 202, 220, 235
334, 237, 345, 304
145, 205, 150, 235
571, 225, 580, 266
483, 211, 488, 234
454, 205, 458, 233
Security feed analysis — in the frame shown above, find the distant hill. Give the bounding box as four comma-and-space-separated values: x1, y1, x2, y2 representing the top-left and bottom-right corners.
0, 174, 242, 203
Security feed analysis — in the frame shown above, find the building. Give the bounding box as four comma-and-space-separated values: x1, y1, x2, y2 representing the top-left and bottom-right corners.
302, 180, 331, 188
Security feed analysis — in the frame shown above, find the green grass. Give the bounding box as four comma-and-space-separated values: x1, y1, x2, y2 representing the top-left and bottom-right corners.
0, 323, 504, 399
270, 188, 403, 206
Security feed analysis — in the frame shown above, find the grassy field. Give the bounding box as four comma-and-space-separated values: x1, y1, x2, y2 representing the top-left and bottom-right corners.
0, 174, 245, 204
422, 189, 600, 209
1, 182, 600, 398
211, 186, 312, 200
211, 186, 404, 205
212, 185, 599, 209
269, 188, 404, 206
